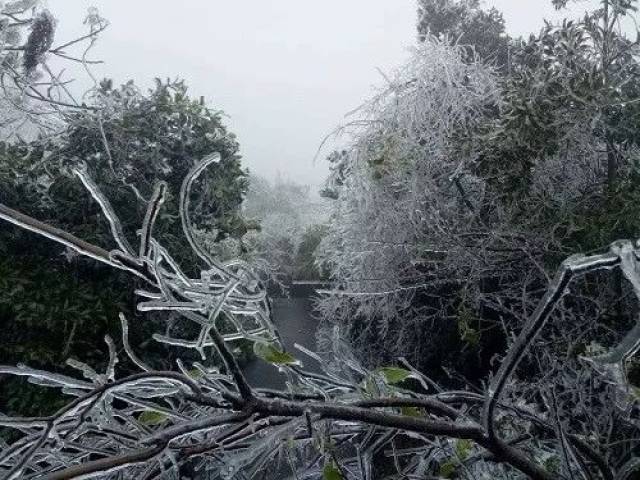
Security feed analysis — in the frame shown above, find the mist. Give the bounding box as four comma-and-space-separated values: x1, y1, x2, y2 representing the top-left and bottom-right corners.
45, 0, 603, 186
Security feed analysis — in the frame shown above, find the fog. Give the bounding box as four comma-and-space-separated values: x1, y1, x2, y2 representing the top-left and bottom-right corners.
45, 0, 603, 186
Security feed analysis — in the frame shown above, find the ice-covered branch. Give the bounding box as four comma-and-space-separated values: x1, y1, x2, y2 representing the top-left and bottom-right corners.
1, 149, 636, 479
484, 250, 621, 439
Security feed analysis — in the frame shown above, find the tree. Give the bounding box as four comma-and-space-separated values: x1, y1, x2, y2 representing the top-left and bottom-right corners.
50, 78, 250, 247
417, 0, 510, 68
485, 0, 640, 198
0, 1, 108, 137
242, 174, 328, 290
341, 0, 640, 374
0, 78, 250, 415
0, 156, 640, 478
473, 0, 640, 341
315, 8, 640, 477
316, 38, 500, 367
294, 224, 329, 281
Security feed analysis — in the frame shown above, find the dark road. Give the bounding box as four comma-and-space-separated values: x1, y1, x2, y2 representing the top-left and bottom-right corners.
243, 296, 321, 389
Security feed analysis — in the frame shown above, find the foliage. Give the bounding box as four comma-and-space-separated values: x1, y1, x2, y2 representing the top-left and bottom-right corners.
484, 2, 640, 197
0, 155, 639, 479
294, 224, 330, 280
322, 463, 344, 480
0, 2, 107, 137
2, 1, 640, 478
376, 366, 411, 385
242, 174, 328, 289
22, 9, 55, 74
0, 79, 250, 414
315, 38, 499, 366
318, 0, 640, 365
55, 78, 250, 248
417, 0, 510, 67
315, 6, 640, 478
253, 341, 300, 366
0, 256, 124, 366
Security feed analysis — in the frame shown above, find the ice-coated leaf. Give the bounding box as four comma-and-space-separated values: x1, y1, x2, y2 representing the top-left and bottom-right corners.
377, 367, 411, 385
455, 439, 472, 460
438, 460, 456, 478
400, 406, 422, 417
253, 342, 299, 366
323, 463, 343, 480
138, 411, 168, 426
187, 368, 204, 379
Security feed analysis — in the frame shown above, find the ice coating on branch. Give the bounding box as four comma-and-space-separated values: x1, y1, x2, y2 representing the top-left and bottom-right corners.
569, 242, 640, 400
139, 181, 167, 259
3, 112, 639, 476
74, 165, 136, 258
179, 153, 226, 273
82, 155, 277, 360
613, 240, 640, 298
315, 38, 500, 357
0, 188, 367, 477
0, 154, 297, 480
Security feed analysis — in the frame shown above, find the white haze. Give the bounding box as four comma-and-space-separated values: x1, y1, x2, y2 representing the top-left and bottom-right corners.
45, 0, 606, 187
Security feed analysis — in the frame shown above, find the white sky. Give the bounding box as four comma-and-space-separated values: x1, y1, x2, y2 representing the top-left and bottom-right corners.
44, 0, 607, 186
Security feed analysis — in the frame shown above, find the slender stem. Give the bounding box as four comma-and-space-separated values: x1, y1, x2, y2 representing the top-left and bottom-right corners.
208, 327, 255, 402
0, 202, 155, 283
50, 23, 109, 53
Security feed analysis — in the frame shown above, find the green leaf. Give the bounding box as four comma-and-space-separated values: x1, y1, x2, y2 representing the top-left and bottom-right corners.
455, 439, 472, 460
438, 459, 456, 478
187, 368, 204, 379
323, 463, 343, 480
138, 410, 168, 426
253, 342, 299, 366
464, 329, 480, 346
377, 367, 411, 385
543, 455, 560, 474
400, 406, 422, 417
360, 376, 377, 396
286, 435, 295, 449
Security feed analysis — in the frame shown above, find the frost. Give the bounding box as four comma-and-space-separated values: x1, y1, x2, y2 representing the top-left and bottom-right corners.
315, 38, 499, 360
2, 0, 37, 15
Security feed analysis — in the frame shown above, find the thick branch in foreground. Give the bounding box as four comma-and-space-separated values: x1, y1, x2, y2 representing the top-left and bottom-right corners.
41, 444, 166, 480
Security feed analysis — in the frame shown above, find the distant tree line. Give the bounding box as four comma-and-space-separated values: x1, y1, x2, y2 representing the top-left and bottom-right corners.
241, 174, 329, 292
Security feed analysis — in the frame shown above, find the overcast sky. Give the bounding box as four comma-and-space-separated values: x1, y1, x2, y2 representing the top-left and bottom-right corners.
44, 0, 605, 186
